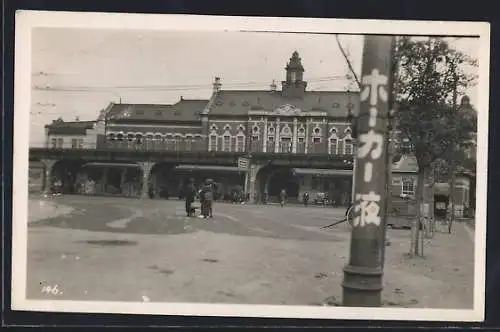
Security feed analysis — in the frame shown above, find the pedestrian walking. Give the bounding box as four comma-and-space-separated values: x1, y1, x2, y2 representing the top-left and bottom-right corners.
199, 179, 214, 219
303, 192, 310, 207
279, 188, 287, 207
184, 178, 196, 217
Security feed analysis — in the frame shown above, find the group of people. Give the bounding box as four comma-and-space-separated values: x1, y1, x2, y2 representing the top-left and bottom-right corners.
184, 178, 214, 219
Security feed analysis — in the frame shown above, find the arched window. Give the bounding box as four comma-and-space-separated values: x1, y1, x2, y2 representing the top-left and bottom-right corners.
253, 126, 260, 134
209, 131, 218, 152
165, 134, 174, 150
329, 128, 339, 155
127, 133, 135, 142
236, 133, 246, 152
185, 135, 193, 151
173, 134, 182, 151
135, 133, 143, 144
116, 133, 124, 141
222, 131, 232, 152
107, 133, 115, 141
280, 124, 292, 153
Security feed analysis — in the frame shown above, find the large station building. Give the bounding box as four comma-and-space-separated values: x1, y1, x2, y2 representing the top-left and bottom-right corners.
30, 51, 475, 216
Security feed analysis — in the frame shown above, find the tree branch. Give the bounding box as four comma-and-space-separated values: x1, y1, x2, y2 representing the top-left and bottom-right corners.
335, 34, 361, 90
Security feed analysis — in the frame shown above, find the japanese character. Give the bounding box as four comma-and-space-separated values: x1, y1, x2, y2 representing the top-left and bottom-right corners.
360, 69, 388, 106
364, 162, 373, 182
353, 191, 381, 227
369, 107, 377, 127
357, 130, 384, 160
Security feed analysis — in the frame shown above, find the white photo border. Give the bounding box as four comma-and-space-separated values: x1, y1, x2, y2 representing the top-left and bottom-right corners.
12, 10, 490, 322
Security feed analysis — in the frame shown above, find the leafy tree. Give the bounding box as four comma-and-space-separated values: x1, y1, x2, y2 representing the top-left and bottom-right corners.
393, 37, 477, 256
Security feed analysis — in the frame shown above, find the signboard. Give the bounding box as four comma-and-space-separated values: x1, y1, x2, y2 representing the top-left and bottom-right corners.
237, 157, 249, 170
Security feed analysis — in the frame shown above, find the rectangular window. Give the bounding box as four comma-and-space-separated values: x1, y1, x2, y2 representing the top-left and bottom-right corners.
78, 139, 84, 148
267, 136, 275, 153
57, 138, 63, 148
313, 137, 321, 143
223, 135, 231, 152
401, 177, 415, 196
209, 135, 217, 151
166, 138, 174, 150
236, 135, 245, 152
297, 137, 305, 153
344, 139, 353, 155
51, 138, 57, 148
329, 138, 338, 154
250, 135, 259, 152
71, 138, 78, 148
280, 137, 291, 153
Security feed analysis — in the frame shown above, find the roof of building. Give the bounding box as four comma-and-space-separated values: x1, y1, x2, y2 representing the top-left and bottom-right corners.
45, 119, 96, 135
105, 98, 209, 122
207, 90, 359, 117
392, 155, 418, 173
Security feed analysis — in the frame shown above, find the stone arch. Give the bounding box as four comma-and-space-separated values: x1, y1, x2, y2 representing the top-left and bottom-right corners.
148, 162, 176, 199
256, 164, 300, 203
50, 158, 86, 194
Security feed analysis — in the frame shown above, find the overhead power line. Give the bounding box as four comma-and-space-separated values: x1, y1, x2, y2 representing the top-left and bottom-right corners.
32, 75, 349, 93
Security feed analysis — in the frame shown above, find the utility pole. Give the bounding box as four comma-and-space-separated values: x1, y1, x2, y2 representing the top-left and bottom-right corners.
448, 68, 458, 233
342, 35, 394, 307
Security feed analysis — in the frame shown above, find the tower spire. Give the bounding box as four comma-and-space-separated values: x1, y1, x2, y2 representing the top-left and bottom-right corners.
281, 51, 307, 98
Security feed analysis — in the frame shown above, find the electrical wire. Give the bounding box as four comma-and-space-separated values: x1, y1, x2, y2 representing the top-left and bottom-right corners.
31, 75, 349, 93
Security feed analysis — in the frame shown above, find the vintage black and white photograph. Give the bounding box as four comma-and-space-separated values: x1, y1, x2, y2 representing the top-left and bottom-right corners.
12, 12, 489, 321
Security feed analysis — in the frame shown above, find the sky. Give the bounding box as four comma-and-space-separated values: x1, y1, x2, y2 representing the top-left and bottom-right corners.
29, 28, 479, 147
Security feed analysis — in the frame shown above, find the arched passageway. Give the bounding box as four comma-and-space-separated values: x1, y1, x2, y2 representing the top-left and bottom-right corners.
149, 162, 176, 199
75, 162, 142, 197
256, 165, 353, 206
50, 159, 86, 194
256, 166, 300, 203
171, 165, 245, 201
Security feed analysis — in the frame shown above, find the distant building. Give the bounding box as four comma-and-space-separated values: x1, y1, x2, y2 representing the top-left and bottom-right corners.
44, 118, 100, 149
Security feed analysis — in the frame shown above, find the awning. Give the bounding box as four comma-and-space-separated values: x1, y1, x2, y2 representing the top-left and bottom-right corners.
82, 162, 141, 168
292, 168, 352, 177
174, 165, 242, 172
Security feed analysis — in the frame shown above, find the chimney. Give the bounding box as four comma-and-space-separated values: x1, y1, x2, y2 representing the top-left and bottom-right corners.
180, 96, 184, 101
270, 80, 277, 92
213, 77, 222, 93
